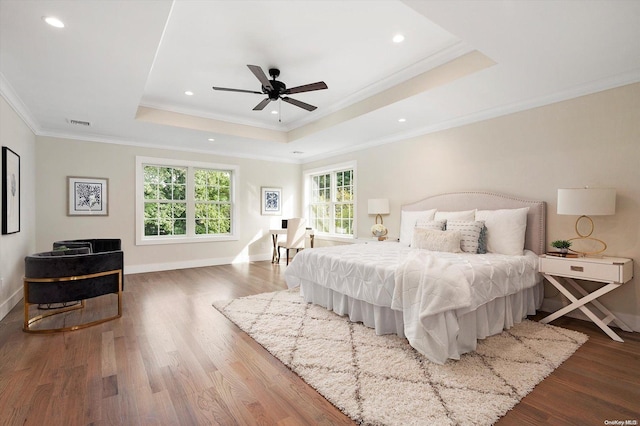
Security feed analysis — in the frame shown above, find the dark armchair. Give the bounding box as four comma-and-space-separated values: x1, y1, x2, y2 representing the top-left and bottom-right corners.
23, 239, 123, 333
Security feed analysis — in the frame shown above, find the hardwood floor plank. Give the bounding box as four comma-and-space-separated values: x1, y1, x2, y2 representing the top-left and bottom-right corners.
1, 261, 638, 426
101, 330, 117, 378
23, 382, 54, 426
136, 332, 167, 394
83, 329, 104, 424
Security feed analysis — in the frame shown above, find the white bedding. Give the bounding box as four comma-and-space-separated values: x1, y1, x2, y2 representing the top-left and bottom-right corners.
284, 242, 542, 363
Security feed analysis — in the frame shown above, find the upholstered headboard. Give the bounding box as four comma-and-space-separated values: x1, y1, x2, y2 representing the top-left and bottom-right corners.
401, 191, 546, 255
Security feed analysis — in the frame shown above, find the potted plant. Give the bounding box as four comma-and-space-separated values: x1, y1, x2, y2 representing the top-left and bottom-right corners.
551, 240, 572, 254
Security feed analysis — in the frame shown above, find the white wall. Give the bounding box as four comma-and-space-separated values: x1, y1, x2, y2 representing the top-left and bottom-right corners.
35, 137, 301, 273
0, 96, 36, 320
305, 82, 640, 330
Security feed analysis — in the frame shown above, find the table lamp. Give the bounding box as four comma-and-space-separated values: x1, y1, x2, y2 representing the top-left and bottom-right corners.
557, 187, 616, 255
368, 198, 389, 240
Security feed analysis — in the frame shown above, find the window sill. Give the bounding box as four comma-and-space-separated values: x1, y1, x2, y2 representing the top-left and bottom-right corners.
136, 234, 238, 246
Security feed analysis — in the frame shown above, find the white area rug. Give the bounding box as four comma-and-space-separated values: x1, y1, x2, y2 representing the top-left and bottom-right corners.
213, 289, 587, 426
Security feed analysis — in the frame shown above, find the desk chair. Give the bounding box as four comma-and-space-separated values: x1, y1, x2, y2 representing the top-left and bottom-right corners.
277, 218, 306, 265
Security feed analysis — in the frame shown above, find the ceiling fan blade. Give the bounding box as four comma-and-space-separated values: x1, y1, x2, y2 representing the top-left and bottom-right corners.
285, 81, 328, 95
253, 98, 272, 111
282, 97, 317, 111
212, 86, 262, 94
247, 65, 274, 91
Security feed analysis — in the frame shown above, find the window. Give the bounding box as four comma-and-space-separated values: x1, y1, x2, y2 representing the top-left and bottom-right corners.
143, 165, 187, 236
136, 157, 237, 245
305, 161, 356, 238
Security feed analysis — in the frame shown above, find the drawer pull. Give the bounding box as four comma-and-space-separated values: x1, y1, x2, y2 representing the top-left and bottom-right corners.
570, 266, 584, 272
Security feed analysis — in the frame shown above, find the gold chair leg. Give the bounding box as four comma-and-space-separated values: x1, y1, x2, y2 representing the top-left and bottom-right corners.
23, 269, 123, 333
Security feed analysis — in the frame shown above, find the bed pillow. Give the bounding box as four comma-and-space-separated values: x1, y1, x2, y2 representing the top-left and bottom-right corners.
399, 209, 436, 245
434, 209, 476, 221
475, 207, 529, 255
446, 220, 484, 253
411, 228, 462, 253
415, 218, 446, 230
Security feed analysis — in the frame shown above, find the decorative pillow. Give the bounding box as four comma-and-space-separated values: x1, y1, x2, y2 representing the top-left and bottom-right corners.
434, 209, 476, 221
399, 209, 436, 245
477, 224, 488, 254
411, 228, 462, 253
475, 207, 529, 255
446, 220, 484, 253
415, 218, 446, 230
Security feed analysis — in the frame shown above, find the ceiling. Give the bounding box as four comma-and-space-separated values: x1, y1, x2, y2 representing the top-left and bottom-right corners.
1, 1, 639, 163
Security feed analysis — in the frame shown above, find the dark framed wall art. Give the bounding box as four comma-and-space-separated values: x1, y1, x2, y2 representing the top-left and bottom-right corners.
67, 176, 109, 216
2, 146, 20, 234
261, 187, 282, 216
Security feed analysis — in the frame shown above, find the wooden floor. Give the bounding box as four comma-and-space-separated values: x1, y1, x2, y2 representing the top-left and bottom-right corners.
1, 261, 639, 425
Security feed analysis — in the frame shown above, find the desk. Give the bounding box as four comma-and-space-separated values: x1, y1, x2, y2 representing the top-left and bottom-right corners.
269, 228, 314, 263
539, 255, 633, 342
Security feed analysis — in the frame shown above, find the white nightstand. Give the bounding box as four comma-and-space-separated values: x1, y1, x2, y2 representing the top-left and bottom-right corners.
538, 254, 634, 342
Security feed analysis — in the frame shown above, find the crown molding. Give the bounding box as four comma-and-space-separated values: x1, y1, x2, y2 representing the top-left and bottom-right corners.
0, 72, 40, 134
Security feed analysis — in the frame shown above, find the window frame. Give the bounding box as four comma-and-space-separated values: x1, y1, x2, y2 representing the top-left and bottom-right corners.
303, 160, 357, 240
135, 156, 238, 245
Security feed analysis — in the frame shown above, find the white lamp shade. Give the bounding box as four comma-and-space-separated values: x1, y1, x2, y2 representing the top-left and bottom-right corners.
368, 198, 390, 215
557, 188, 616, 216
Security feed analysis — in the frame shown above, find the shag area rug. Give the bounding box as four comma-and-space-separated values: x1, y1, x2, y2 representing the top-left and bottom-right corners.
213, 289, 588, 426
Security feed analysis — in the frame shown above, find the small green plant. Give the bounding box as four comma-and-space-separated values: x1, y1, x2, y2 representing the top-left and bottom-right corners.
551, 240, 572, 250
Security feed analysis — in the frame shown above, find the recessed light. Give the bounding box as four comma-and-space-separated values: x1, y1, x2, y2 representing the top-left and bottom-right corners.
271, 110, 278, 115
398, 118, 407, 123
184, 91, 194, 96
392, 34, 405, 43
43, 16, 65, 28
207, 138, 215, 142
292, 151, 304, 154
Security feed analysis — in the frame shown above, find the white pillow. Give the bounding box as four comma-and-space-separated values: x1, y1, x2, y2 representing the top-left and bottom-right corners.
446, 220, 484, 253
400, 209, 436, 245
475, 207, 529, 255
434, 209, 476, 221
415, 218, 446, 230
411, 228, 462, 253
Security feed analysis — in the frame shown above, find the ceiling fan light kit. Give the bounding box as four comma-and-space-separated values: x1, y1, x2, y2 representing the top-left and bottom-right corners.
212, 65, 328, 112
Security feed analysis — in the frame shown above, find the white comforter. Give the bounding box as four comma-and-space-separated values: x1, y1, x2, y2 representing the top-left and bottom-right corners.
284, 242, 541, 361
390, 248, 540, 357
284, 243, 413, 307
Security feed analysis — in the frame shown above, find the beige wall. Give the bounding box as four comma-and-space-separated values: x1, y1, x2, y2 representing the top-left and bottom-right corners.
35, 137, 302, 273
3, 83, 639, 329
0, 96, 36, 319
305, 82, 640, 329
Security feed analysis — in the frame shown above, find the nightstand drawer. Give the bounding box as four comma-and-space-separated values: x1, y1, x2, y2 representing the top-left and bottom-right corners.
539, 256, 632, 283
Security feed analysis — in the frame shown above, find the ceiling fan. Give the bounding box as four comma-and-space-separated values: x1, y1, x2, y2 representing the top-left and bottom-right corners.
212, 65, 328, 111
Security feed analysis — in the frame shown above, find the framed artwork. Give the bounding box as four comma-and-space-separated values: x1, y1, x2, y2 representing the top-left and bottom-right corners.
2, 146, 20, 234
68, 176, 109, 216
261, 187, 282, 216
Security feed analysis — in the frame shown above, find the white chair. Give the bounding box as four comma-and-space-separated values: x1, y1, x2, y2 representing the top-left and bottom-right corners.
277, 218, 306, 265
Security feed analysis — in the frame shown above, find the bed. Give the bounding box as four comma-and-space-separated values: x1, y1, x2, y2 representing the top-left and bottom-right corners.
284, 191, 546, 364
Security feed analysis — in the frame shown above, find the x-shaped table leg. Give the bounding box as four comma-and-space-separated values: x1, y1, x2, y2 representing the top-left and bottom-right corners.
541, 274, 631, 342
271, 233, 280, 263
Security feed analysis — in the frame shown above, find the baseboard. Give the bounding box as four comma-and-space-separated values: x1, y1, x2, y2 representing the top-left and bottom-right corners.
541, 298, 640, 333
124, 252, 272, 275
0, 286, 24, 321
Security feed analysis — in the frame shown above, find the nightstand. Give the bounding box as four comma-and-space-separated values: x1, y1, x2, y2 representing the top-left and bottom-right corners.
538, 254, 634, 342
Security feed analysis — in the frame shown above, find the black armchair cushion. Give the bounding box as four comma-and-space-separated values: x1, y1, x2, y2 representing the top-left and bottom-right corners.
48, 247, 91, 256
53, 239, 121, 253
